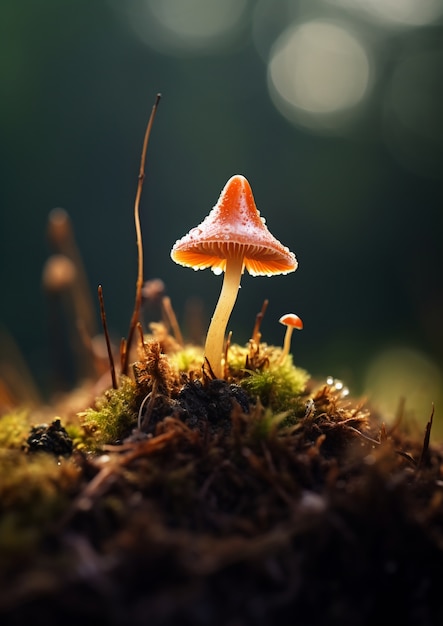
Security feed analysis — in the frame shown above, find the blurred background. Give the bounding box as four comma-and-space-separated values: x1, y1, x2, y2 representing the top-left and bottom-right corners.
1, 0, 442, 432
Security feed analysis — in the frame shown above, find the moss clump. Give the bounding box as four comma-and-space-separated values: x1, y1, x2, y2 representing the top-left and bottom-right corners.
0, 414, 78, 562
227, 342, 309, 412
239, 360, 309, 412
0, 410, 30, 449
0, 450, 80, 561
78, 375, 140, 449
168, 345, 204, 375
241, 404, 290, 443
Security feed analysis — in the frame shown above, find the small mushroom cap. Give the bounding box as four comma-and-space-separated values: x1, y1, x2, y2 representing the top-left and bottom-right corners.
279, 313, 303, 329
171, 175, 297, 277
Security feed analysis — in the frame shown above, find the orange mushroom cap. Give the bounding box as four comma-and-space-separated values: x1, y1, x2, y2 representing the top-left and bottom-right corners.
279, 313, 303, 330
171, 175, 298, 277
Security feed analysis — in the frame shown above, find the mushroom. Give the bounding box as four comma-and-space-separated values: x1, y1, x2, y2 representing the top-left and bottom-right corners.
278, 313, 303, 365
171, 174, 298, 378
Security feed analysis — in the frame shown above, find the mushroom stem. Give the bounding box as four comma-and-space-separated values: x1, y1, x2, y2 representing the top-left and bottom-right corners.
204, 255, 244, 378
279, 327, 294, 365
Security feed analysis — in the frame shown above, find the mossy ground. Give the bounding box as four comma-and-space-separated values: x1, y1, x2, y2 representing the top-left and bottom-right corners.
1, 339, 443, 626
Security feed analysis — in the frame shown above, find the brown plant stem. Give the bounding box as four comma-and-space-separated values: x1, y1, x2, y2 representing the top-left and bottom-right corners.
122, 93, 162, 375
98, 285, 117, 390
251, 299, 269, 344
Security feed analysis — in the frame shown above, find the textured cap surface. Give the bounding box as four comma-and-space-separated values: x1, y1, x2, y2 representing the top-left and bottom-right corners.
171, 175, 298, 276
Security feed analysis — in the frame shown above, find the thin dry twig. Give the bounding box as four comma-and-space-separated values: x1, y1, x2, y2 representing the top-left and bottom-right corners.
98, 285, 117, 389
251, 299, 269, 344
122, 93, 162, 375
137, 321, 148, 356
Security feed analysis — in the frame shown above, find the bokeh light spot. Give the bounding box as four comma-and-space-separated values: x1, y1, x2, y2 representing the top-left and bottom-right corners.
364, 347, 443, 435
267, 20, 371, 131
115, 0, 249, 56
327, 0, 443, 28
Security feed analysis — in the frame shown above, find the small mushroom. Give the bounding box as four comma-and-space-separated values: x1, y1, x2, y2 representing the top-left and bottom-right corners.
278, 313, 303, 365
171, 174, 298, 378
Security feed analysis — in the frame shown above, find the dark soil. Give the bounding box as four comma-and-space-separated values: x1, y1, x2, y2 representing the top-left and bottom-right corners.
1, 382, 443, 626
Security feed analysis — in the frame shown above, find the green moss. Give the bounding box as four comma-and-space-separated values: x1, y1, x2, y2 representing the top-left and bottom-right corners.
246, 405, 290, 442
169, 345, 204, 375
225, 343, 251, 373
0, 450, 80, 559
0, 410, 30, 448
227, 343, 309, 412
78, 375, 139, 449
65, 421, 89, 451
71, 341, 309, 451
240, 362, 309, 412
